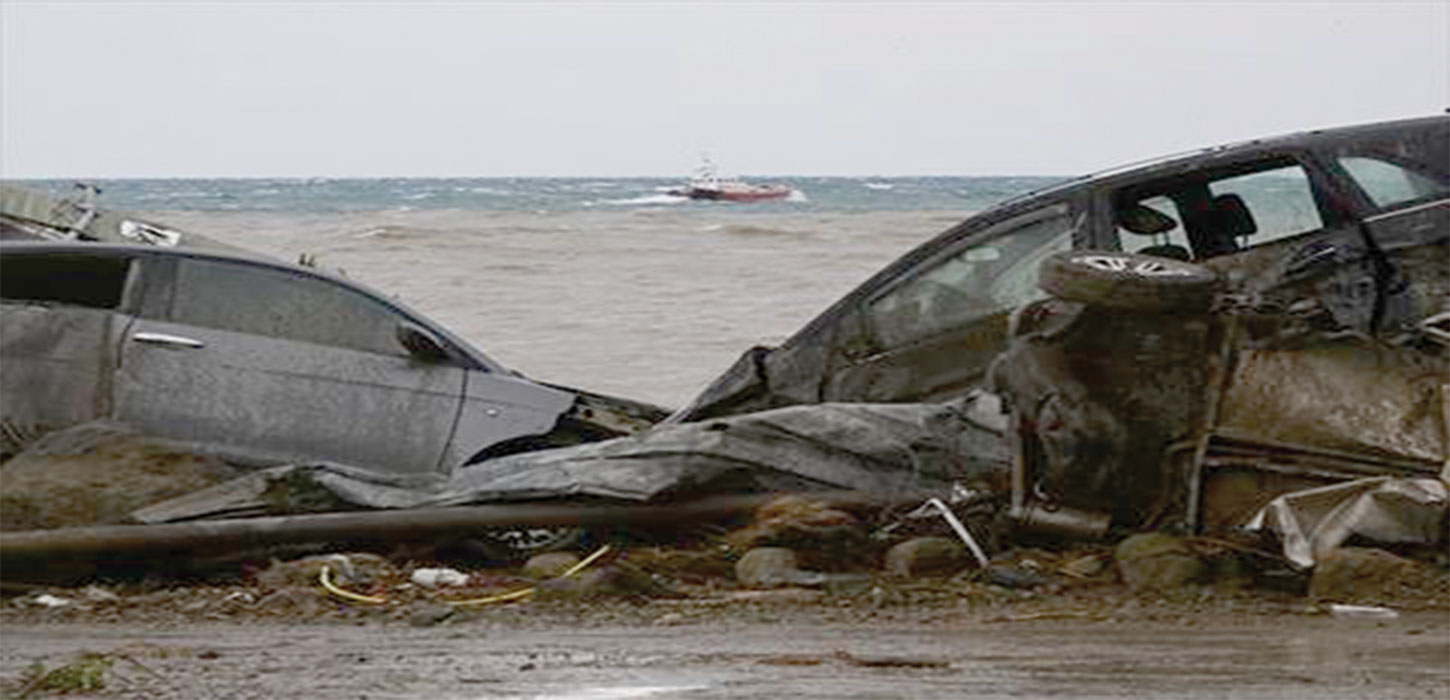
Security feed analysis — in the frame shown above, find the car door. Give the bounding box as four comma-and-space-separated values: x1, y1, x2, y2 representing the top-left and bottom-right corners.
114, 254, 472, 477
823, 200, 1082, 403
0, 249, 136, 439
1323, 142, 1449, 339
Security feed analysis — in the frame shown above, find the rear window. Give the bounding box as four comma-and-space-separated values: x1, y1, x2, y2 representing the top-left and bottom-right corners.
1338, 155, 1448, 210
0, 253, 131, 309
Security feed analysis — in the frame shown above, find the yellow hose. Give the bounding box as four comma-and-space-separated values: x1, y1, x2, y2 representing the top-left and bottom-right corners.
318, 564, 388, 605
317, 544, 614, 607
447, 544, 613, 607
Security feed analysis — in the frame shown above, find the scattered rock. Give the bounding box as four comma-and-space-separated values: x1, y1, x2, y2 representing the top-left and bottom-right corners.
986, 563, 1051, 589
408, 602, 456, 627
533, 565, 667, 601
255, 588, 331, 616
523, 552, 582, 579
1310, 547, 1420, 602
727, 495, 869, 571
1114, 533, 1208, 591
736, 547, 825, 587
884, 537, 970, 578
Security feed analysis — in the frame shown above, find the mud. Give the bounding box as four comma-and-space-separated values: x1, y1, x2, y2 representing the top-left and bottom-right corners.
2, 609, 1446, 699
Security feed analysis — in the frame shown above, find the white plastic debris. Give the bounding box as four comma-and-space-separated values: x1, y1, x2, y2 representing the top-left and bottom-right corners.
32, 594, 72, 608
411, 567, 470, 587
1329, 604, 1400, 620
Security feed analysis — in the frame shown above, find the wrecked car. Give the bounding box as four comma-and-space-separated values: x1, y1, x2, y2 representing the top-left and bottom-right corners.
672, 114, 1448, 424
0, 242, 667, 476
1, 182, 240, 252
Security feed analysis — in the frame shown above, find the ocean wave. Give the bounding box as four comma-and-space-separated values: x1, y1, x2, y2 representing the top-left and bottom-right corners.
593, 194, 686, 206
863, 182, 894, 190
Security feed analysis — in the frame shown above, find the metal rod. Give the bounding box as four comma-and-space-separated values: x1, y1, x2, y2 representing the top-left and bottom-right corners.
0, 490, 928, 579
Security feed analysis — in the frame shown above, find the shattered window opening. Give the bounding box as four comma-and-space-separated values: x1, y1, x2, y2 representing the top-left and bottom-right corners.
0, 254, 131, 310
867, 206, 1074, 348
1111, 161, 1328, 261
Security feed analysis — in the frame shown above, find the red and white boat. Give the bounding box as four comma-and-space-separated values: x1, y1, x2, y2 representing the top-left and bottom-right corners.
668, 158, 793, 203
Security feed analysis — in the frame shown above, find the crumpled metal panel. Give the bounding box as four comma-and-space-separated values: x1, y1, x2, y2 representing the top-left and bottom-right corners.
136, 395, 1011, 520
1218, 342, 1447, 463
1245, 476, 1448, 568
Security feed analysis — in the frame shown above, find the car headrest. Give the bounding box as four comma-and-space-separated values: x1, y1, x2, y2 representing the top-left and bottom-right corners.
1116, 204, 1178, 235
1210, 193, 1257, 237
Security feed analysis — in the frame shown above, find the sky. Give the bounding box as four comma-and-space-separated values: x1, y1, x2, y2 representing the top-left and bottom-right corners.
1, 1, 1446, 178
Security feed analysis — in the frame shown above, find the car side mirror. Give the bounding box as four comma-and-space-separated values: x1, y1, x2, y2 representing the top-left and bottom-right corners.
396, 323, 451, 363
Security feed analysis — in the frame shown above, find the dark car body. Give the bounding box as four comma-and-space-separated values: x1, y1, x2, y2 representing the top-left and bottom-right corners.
673, 115, 1449, 422
0, 242, 666, 477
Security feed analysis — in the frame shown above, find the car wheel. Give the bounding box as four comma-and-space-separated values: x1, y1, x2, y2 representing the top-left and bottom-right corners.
1037, 250, 1217, 311
479, 525, 585, 559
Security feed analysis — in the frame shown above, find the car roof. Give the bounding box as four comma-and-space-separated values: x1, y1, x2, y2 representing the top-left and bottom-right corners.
989, 114, 1449, 213
0, 240, 511, 373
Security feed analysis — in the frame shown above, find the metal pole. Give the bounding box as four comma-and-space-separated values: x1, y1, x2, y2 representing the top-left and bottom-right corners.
0, 490, 927, 580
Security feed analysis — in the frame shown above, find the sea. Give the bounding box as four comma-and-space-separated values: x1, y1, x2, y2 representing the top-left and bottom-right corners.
14, 176, 1067, 408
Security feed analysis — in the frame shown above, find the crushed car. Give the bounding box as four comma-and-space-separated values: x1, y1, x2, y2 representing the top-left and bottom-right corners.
0, 241, 668, 478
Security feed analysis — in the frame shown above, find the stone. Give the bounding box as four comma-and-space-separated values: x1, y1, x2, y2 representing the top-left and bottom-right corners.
408, 603, 456, 627
727, 496, 870, 571
523, 552, 582, 579
1310, 547, 1419, 602
735, 547, 825, 587
1114, 533, 1207, 591
532, 565, 669, 601
884, 537, 970, 578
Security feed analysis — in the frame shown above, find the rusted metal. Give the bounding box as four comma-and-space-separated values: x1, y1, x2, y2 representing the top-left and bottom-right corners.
0, 490, 928, 581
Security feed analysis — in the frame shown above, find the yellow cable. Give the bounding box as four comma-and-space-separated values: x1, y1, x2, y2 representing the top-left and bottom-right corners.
446, 544, 613, 607
316, 544, 615, 607
319, 565, 388, 605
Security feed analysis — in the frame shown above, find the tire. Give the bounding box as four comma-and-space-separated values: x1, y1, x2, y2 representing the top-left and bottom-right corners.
1037, 250, 1217, 311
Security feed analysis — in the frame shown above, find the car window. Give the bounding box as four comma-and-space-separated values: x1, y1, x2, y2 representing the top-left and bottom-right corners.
867, 205, 1074, 347
1206, 165, 1324, 247
0, 254, 131, 310
170, 258, 410, 356
1113, 160, 1327, 261
1338, 155, 1447, 210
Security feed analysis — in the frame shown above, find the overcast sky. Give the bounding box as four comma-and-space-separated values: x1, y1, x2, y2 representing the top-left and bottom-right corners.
2, 1, 1445, 178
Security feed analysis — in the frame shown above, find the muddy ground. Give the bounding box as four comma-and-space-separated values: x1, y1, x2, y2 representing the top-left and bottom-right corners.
2, 602, 1447, 699
3, 563, 1448, 700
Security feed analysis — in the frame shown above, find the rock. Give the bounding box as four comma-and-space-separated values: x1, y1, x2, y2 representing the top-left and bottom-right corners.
255, 588, 330, 617
532, 565, 668, 601
986, 564, 1051, 589
884, 537, 970, 578
1310, 548, 1419, 602
1114, 533, 1207, 591
735, 547, 825, 587
523, 552, 582, 579
727, 495, 869, 571
408, 603, 456, 627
